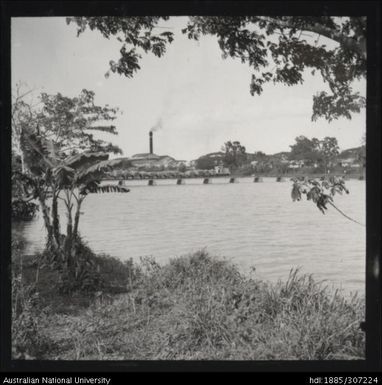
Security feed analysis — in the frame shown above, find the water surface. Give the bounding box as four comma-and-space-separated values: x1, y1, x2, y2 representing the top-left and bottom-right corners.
13, 177, 365, 294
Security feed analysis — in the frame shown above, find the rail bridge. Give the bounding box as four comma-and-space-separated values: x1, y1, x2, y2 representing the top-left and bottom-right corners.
105, 171, 289, 186
115, 170, 229, 180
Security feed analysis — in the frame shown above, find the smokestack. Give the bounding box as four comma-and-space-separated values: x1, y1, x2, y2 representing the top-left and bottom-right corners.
149, 131, 153, 154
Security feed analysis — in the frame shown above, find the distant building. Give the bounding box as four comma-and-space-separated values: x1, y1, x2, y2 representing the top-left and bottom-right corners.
339, 158, 361, 168
214, 165, 230, 174
131, 153, 160, 160
157, 155, 177, 168
288, 160, 305, 169
130, 153, 161, 168
129, 131, 188, 170
130, 152, 185, 170
174, 160, 187, 168
339, 157, 356, 167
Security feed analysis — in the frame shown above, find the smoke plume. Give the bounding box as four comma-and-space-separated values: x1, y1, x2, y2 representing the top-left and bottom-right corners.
150, 118, 162, 133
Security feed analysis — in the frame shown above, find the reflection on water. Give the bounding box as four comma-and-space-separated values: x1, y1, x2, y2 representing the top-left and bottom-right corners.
13, 177, 365, 294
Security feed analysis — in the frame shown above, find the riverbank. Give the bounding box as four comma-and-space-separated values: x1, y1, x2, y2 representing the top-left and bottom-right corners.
12, 244, 365, 360
232, 170, 364, 179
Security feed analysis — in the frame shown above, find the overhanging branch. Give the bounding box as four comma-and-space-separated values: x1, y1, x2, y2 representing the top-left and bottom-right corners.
254, 16, 366, 59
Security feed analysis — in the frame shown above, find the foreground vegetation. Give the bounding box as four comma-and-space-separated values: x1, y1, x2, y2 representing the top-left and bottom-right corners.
12, 239, 365, 361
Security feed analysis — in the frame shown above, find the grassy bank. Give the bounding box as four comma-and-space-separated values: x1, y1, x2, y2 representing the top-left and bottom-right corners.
12, 245, 365, 360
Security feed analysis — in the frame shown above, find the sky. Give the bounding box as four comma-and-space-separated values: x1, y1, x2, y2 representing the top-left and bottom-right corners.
11, 17, 366, 161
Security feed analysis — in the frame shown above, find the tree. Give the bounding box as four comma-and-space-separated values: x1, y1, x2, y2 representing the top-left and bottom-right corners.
67, 16, 366, 122
183, 16, 366, 122
222, 141, 247, 171
12, 83, 37, 173
253, 151, 267, 160
289, 135, 339, 172
289, 135, 321, 166
178, 163, 187, 173
11, 153, 39, 221
11, 84, 41, 220
253, 160, 272, 174
66, 17, 174, 79
319, 136, 340, 174
273, 159, 289, 175
15, 90, 131, 279
195, 155, 216, 170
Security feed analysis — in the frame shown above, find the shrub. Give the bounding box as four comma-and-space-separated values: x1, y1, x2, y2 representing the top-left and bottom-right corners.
11, 200, 39, 221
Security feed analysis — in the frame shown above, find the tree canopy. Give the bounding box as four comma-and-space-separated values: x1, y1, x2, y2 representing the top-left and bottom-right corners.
195, 154, 219, 170
222, 141, 247, 170
67, 16, 366, 122
289, 135, 321, 165
319, 136, 340, 173
66, 17, 174, 78
35, 89, 122, 156
183, 16, 366, 121
13, 89, 131, 279
289, 135, 339, 172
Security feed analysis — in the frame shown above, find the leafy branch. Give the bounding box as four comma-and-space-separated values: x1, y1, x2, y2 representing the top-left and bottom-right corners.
291, 176, 365, 226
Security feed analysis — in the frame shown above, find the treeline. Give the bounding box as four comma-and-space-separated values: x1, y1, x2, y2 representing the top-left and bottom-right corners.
195, 137, 365, 176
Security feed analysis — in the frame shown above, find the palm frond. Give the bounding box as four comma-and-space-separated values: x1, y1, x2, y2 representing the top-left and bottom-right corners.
52, 165, 75, 188
64, 151, 109, 170
76, 157, 132, 185
85, 125, 118, 135
86, 184, 130, 194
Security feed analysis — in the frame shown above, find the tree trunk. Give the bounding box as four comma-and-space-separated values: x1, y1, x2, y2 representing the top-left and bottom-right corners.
51, 190, 61, 247
64, 204, 74, 275
20, 151, 25, 174
37, 192, 54, 247
72, 197, 83, 241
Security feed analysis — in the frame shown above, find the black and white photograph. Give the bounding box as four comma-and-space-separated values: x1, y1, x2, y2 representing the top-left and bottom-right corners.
2, 1, 381, 370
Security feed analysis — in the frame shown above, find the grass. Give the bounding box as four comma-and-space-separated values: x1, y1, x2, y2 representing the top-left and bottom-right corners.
12, 243, 365, 360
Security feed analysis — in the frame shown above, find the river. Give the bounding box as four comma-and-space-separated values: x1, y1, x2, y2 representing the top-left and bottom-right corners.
12, 177, 366, 295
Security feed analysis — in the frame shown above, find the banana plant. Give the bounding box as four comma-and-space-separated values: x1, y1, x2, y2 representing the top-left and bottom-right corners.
19, 126, 131, 274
